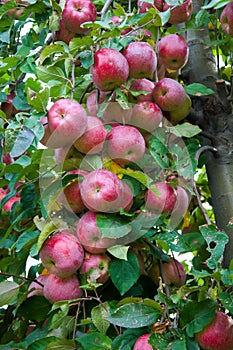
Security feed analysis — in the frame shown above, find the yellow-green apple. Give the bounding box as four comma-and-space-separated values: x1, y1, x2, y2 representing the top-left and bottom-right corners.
148, 258, 186, 287
131, 101, 163, 133
90, 48, 129, 91
62, 0, 97, 34
39, 231, 84, 278
27, 274, 49, 298
105, 125, 145, 165
123, 42, 157, 79
145, 181, 177, 214
74, 116, 107, 154
133, 334, 152, 350
102, 102, 132, 125
220, 2, 233, 37
80, 253, 111, 283
138, 0, 163, 12
195, 311, 233, 350
168, 94, 192, 124
76, 211, 117, 253
43, 273, 82, 303
129, 78, 155, 103
163, 0, 193, 24
47, 98, 87, 148
55, 19, 76, 45
152, 78, 187, 111
157, 34, 189, 71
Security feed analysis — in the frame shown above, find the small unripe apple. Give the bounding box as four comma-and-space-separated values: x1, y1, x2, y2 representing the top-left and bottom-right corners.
220, 2, 233, 37
145, 182, 177, 214
80, 253, 111, 284
133, 333, 152, 350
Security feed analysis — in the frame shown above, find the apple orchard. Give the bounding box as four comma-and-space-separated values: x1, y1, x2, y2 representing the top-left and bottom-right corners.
1, 0, 233, 349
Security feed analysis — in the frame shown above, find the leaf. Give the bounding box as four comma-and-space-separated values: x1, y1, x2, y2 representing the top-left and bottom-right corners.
221, 269, 233, 285
10, 126, 35, 158
16, 230, 39, 252
76, 332, 112, 350
37, 221, 58, 252
112, 328, 146, 350
167, 123, 202, 138
91, 303, 110, 334
96, 213, 132, 239
17, 295, 52, 322
29, 87, 49, 112
44, 339, 76, 350
39, 44, 65, 64
202, 0, 229, 9
80, 50, 94, 69
37, 66, 68, 84
116, 167, 152, 187
149, 333, 170, 350
107, 245, 129, 260
218, 292, 233, 314
108, 251, 141, 295
0, 281, 20, 307
185, 83, 214, 96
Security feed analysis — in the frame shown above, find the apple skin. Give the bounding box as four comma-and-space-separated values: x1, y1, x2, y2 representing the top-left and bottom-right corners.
133, 334, 152, 350
27, 274, 49, 298
55, 19, 76, 45
129, 78, 155, 103
39, 231, 84, 278
168, 94, 192, 124
138, 0, 163, 12
43, 274, 82, 303
62, 0, 97, 34
80, 253, 111, 283
102, 102, 132, 125
148, 258, 186, 287
131, 101, 163, 133
152, 78, 187, 112
86, 90, 109, 116
123, 42, 157, 79
2, 196, 20, 211
170, 185, 190, 221
157, 34, 189, 71
220, 2, 233, 37
76, 211, 117, 253
74, 116, 107, 154
105, 125, 146, 165
163, 0, 193, 24
47, 98, 87, 148
91, 48, 129, 91
145, 181, 177, 214
195, 311, 233, 350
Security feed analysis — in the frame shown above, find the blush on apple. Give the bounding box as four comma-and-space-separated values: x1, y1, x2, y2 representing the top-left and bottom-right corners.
27, 274, 49, 298
55, 19, 76, 45
145, 181, 177, 214
80, 253, 111, 284
131, 101, 163, 133
220, 2, 233, 37
133, 333, 152, 350
163, 0, 193, 24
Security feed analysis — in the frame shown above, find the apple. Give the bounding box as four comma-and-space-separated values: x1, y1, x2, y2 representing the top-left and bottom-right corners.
157, 34, 189, 71
2, 153, 13, 165
129, 78, 155, 103
195, 311, 233, 350
39, 230, 84, 278
145, 181, 177, 214
55, 19, 76, 45
47, 98, 87, 148
152, 78, 187, 112
138, 0, 163, 13
74, 116, 107, 154
3, 196, 20, 211
54, 145, 75, 164
220, 2, 233, 37
59, 169, 87, 213
105, 125, 145, 165
86, 90, 109, 115
123, 42, 157, 79
80, 253, 111, 283
79, 169, 133, 212
168, 94, 192, 124
27, 274, 49, 298
163, 0, 193, 24
169, 185, 190, 223
43, 273, 82, 303
133, 333, 152, 350
62, 0, 97, 34
131, 101, 163, 133
2, 0, 27, 19
1, 92, 16, 118
76, 211, 117, 253
148, 258, 186, 287
102, 102, 132, 125
91, 48, 129, 91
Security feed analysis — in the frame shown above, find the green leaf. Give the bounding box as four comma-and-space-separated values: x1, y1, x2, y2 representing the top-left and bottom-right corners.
185, 83, 215, 96
202, 0, 229, 9
108, 251, 141, 295
17, 296, 52, 322
96, 213, 132, 239
112, 328, 146, 350
69, 36, 94, 54
29, 87, 49, 112
37, 66, 68, 84
0, 281, 20, 307
44, 339, 76, 349
37, 221, 58, 252
149, 333, 170, 349
16, 230, 39, 252
76, 332, 112, 350
91, 303, 110, 334
107, 245, 129, 260
10, 127, 35, 158
80, 50, 94, 69
218, 292, 233, 314
167, 123, 202, 138
221, 269, 233, 285
116, 167, 152, 187
39, 44, 65, 65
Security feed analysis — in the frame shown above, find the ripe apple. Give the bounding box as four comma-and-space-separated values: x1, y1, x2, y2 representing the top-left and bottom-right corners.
2, 153, 13, 165
148, 258, 186, 287
62, 0, 97, 34
195, 311, 233, 350
102, 102, 132, 125
76, 211, 117, 253
39, 230, 84, 278
105, 125, 145, 165
220, 2, 233, 37
27, 274, 49, 298
169, 185, 190, 226
131, 101, 163, 133
133, 333, 152, 350
91, 48, 129, 91
55, 19, 76, 45
163, 0, 193, 24
2, 196, 20, 211
80, 253, 111, 283
145, 181, 177, 214
2, 0, 27, 19
152, 78, 187, 111
43, 273, 82, 303
157, 34, 189, 71
1, 92, 16, 118
168, 94, 192, 124
138, 0, 163, 13
129, 78, 155, 103
123, 42, 157, 79
86, 90, 109, 115
47, 98, 87, 148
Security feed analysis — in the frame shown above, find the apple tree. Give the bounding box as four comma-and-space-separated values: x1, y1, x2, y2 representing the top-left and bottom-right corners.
0, 0, 233, 349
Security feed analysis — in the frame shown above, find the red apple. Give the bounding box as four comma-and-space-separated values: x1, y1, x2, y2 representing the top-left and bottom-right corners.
47, 98, 87, 148
62, 0, 97, 34
74, 116, 107, 154
27, 274, 49, 298
145, 181, 177, 214
148, 258, 186, 287
76, 211, 117, 253
2, 153, 13, 165
169, 185, 190, 224
123, 42, 157, 79
195, 311, 233, 350
80, 253, 111, 283
91, 48, 129, 91
102, 102, 132, 125
3, 196, 20, 211
131, 101, 163, 133
220, 2, 233, 37
105, 125, 145, 165
152, 78, 187, 111
133, 333, 152, 350
157, 34, 189, 71
138, 0, 163, 13
1, 92, 16, 118
55, 19, 76, 45
86, 90, 109, 115
163, 0, 193, 24
39, 230, 84, 278
129, 78, 155, 103
43, 273, 82, 303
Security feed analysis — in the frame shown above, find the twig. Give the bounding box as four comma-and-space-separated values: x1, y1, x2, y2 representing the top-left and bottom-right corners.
100, 0, 114, 21
0, 272, 44, 287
